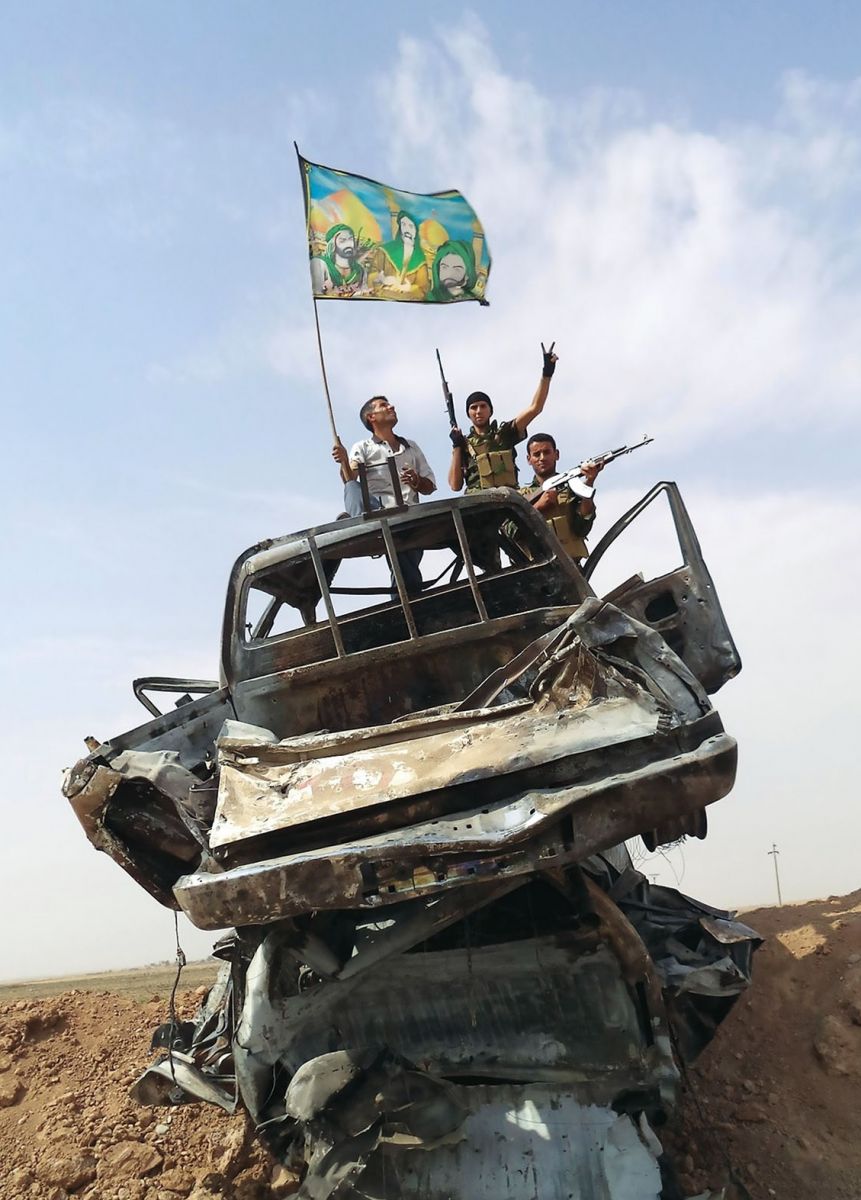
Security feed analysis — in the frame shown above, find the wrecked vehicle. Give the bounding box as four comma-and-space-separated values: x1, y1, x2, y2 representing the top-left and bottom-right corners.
65, 482, 756, 1198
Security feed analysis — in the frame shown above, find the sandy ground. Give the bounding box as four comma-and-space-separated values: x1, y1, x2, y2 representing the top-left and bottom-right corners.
0, 963, 220, 1006
663, 888, 861, 1199
1, 890, 860, 1200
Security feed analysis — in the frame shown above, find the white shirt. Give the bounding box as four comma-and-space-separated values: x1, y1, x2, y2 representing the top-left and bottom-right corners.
349, 435, 436, 507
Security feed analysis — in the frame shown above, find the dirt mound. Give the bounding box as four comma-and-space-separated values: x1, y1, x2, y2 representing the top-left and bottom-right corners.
1, 890, 860, 1199
663, 888, 861, 1199
0, 986, 296, 1200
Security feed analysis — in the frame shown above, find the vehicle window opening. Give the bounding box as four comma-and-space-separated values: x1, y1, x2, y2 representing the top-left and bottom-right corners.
243, 551, 327, 641
586, 488, 684, 597
238, 503, 586, 707
644, 591, 679, 623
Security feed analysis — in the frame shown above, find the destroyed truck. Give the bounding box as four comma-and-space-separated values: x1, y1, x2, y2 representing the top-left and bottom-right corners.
65, 482, 757, 1199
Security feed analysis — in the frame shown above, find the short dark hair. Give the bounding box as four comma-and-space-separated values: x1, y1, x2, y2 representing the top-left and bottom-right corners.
360, 395, 388, 431
465, 390, 493, 417
527, 432, 557, 453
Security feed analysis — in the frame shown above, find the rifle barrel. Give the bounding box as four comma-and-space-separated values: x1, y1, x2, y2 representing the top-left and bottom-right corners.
436, 348, 456, 426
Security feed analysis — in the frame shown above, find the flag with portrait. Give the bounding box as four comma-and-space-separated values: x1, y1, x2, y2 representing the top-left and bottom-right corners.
298, 151, 491, 305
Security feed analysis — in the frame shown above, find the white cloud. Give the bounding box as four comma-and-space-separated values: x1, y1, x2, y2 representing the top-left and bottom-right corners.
149, 25, 861, 459
289, 26, 861, 453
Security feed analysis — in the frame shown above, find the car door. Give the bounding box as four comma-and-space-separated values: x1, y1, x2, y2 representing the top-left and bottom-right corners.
583, 482, 741, 694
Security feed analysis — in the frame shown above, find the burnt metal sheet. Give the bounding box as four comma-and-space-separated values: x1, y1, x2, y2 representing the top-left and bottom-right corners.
584, 482, 741, 694
89, 685, 235, 765
285, 1051, 365, 1121
130, 961, 239, 1112
584, 848, 761, 1061
352, 1090, 663, 1200
209, 596, 716, 859
63, 761, 186, 909
130, 1052, 236, 1113
320, 880, 524, 981
236, 933, 675, 1097
211, 692, 662, 849
174, 731, 736, 928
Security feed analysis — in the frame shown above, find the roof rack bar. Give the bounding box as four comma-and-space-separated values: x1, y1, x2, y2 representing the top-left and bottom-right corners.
386, 458, 406, 508
358, 463, 374, 516
379, 519, 419, 640
451, 506, 490, 623
307, 535, 346, 658
357, 461, 407, 518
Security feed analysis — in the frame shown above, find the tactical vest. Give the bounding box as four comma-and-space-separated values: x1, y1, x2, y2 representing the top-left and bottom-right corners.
472, 446, 518, 489
464, 420, 522, 492
523, 487, 589, 560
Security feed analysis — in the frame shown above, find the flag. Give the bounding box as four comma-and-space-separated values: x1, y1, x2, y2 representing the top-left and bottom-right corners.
298, 150, 491, 305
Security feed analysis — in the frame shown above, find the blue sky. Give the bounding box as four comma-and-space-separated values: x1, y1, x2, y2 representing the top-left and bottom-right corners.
2, 2, 860, 979
6, 2, 861, 123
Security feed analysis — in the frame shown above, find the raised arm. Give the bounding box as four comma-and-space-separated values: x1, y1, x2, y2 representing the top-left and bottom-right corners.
513, 342, 558, 437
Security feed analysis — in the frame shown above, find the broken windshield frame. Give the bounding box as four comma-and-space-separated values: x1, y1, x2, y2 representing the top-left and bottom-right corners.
226, 494, 591, 682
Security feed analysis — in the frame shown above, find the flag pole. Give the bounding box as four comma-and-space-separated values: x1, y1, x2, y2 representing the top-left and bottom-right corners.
296, 141, 340, 446
312, 296, 339, 444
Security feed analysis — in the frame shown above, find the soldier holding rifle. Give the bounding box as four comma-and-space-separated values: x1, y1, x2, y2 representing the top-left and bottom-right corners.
524, 435, 653, 561
523, 433, 603, 561
445, 343, 559, 493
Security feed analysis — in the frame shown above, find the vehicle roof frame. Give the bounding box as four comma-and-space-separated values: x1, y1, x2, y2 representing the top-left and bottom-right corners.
221, 491, 587, 685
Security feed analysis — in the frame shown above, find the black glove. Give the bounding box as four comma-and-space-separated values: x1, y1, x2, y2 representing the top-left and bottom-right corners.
541, 341, 557, 378
450, 427, 466, 448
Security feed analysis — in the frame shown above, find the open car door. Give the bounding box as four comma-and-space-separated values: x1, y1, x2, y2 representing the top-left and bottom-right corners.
583, 481, 740, 694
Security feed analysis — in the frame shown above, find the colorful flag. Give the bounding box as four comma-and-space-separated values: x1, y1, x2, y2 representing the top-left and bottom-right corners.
298, 150, 491, 305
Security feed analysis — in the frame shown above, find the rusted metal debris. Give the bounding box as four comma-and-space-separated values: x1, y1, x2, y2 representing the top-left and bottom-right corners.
65, 485, 754, 1198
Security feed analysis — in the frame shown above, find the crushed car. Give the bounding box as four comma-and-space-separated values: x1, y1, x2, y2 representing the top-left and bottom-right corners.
64, 482, 757, 1199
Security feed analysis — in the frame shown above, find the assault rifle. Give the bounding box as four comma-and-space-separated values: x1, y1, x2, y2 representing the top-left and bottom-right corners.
535, 435, 654, 501
436, 348, 457, 430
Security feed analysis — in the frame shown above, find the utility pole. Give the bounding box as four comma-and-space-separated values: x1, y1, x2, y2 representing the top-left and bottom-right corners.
767, 842, 783, 906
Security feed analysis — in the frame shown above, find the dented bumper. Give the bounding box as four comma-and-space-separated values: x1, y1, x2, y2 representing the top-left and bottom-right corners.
174, 726, 736, 928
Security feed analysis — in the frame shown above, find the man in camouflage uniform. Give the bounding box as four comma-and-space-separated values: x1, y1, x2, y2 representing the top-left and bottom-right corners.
524, 432, 603, 562
448, 343, 558, 494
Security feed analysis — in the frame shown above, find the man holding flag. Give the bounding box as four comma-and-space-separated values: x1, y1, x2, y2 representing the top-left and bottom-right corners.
298, 149, 492, 552
332, 396, 436, 594
332, 396, 436, 510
